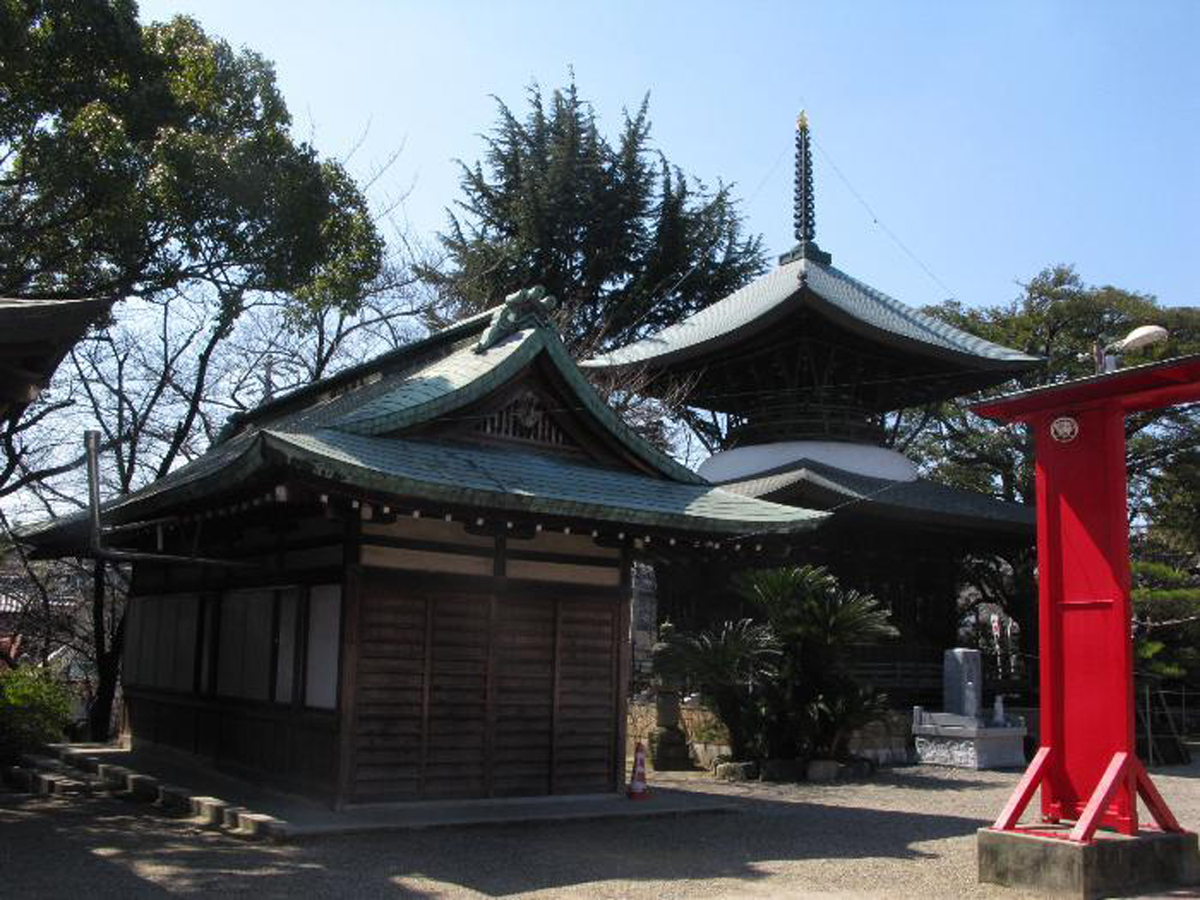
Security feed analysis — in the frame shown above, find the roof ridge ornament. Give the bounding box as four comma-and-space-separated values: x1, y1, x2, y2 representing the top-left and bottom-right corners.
779, 110, 832, 267
474, 285, 558, 354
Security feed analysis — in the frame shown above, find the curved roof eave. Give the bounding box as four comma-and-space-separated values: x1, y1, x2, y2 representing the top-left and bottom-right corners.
582, 259, 1042, 375
327, 327, 705, 485
717, 456, 1035, 535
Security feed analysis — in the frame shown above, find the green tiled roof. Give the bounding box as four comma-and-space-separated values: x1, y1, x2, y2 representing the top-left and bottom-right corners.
219, 306, 497, 440
23, 309, 828, 551
324, 327, 703, 484
718, 457, 1033, 534
266, 429, 826, 535
582, 257, 1041, 372
336, 328, 538, 434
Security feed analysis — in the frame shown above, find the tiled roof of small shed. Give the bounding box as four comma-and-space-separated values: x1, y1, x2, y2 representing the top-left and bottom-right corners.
581, 257, 1041, 372
266, 429, 825, 534
21, 305, 828, 550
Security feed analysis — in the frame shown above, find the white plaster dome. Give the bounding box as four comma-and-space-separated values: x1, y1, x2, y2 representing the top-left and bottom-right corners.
698, 441, 920, 484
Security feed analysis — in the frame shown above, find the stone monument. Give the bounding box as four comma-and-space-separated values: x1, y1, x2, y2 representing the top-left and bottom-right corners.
647, 622, 694, 771
913, 648, 1026, 769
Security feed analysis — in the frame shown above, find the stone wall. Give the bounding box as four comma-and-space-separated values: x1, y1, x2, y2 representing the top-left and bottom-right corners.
843, 711, 914, 766
628, 700, 914, 767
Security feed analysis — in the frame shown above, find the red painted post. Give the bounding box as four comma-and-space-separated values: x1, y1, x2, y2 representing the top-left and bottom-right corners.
1033, 400, 1137, 831
973, 355, 1200, 842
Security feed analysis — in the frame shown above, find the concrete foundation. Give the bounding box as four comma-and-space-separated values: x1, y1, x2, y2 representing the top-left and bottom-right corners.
978, 826, 1200, 899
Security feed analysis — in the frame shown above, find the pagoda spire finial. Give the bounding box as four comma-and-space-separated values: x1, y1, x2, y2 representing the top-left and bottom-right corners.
794, 111, 815, 244
781, 110, 831, 266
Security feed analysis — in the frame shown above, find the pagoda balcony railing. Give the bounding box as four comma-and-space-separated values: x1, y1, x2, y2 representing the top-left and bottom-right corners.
728, 402, 884, 446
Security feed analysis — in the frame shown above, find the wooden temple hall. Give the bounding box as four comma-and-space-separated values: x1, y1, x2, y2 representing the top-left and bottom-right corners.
583, 114, 1041, 653
24, 288, 826, 806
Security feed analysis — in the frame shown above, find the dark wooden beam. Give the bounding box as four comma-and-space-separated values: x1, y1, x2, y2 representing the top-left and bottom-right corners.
334, 513, 362, 810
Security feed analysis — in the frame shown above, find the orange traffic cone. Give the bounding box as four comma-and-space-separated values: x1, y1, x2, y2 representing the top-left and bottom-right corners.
628, 741, 650, 800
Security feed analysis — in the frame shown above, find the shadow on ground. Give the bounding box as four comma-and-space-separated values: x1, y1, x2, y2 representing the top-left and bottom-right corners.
1, 783, 989, 899
859, 767, 1007, 793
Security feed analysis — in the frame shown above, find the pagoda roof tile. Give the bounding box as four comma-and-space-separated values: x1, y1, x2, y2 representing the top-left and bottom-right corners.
717, 456, 1034, 534
582, 258, 1041, 373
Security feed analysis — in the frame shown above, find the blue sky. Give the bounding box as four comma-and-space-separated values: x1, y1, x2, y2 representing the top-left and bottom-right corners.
139, 0, 1198, 311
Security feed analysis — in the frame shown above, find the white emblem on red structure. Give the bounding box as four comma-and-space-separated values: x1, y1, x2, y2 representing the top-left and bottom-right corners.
1050, 417, 1079, 443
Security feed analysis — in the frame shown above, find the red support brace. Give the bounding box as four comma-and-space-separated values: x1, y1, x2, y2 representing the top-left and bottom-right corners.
1134, 757, 1184, 833
1069, 752, 1133, 842
993, 746, 1052, 831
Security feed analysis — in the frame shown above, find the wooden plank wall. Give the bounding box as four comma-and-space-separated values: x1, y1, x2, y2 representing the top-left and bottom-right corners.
492, 594, 555, 796
351, 585, 427, 799
349, 517, 628, 803
123, 510, 631, 806
554, 597, 619, 794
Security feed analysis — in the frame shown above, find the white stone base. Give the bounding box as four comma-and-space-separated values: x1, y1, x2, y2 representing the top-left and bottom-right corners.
914, 726, 1026, 770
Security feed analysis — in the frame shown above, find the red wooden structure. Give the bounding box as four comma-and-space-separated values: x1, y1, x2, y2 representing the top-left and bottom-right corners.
973, 354, 1200, 842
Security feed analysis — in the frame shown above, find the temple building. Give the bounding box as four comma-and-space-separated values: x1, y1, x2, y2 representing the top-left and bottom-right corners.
0, 297, 111, 423
583, 115, 1040, 667
23, 289, 825, 805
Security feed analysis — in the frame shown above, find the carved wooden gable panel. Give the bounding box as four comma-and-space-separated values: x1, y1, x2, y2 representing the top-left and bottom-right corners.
472, 389, 578, 451
410, 368, 634, 472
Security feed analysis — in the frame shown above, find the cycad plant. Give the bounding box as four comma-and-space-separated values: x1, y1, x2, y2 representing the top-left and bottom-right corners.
737, 565, 897, 761
655, 566, 896, 764
653, 618, 779, 760
741, 565, 897, 680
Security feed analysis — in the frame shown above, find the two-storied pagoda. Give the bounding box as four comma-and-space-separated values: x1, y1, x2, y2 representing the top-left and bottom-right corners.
584, 114, 1041, 661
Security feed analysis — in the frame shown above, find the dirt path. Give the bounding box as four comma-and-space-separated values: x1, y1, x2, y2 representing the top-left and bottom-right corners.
2, 761, 1197, 898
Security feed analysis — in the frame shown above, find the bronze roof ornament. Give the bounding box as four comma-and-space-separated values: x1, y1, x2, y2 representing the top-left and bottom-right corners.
781, 110, 831, 266
474, 285, 558, 353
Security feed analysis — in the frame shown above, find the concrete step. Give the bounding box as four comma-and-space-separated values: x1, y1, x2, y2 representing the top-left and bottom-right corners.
32, 771, 93, 796
16, 743, 296, 841
190, 795, 233, 827
96, 763, 134, 793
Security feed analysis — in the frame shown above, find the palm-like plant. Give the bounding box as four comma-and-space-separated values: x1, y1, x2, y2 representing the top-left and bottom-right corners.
737, 565, 898, 760
654, 619, 779, 760
740, 566, 897, 672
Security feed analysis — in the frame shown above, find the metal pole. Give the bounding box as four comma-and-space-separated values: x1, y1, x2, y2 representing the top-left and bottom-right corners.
80, 429, 262, 570
1146, 683, 1155, 767
85, 430, 102, 550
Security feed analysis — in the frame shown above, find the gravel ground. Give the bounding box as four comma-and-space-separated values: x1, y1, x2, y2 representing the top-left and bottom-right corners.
3, 760, 1199, 899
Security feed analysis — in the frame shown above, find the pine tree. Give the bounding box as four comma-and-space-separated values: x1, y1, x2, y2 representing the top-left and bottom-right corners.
423, 80, 765, 355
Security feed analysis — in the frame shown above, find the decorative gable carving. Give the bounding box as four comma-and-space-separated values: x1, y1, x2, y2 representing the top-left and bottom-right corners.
473, 389, 577, 450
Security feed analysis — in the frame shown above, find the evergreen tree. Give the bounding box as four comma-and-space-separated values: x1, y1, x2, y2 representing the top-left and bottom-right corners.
909, 265, 1200, 513
1132, 558, 1200, 684
423, 80, 765, 355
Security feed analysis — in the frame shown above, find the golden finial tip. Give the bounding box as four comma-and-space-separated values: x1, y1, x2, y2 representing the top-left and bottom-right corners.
797, 110, 808, 130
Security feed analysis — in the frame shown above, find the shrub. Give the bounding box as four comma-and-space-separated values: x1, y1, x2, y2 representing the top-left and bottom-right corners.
656, 567, 897, 764
0, 666, 72, 762
654, 618, 779, 761
738, 566, 896, 761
